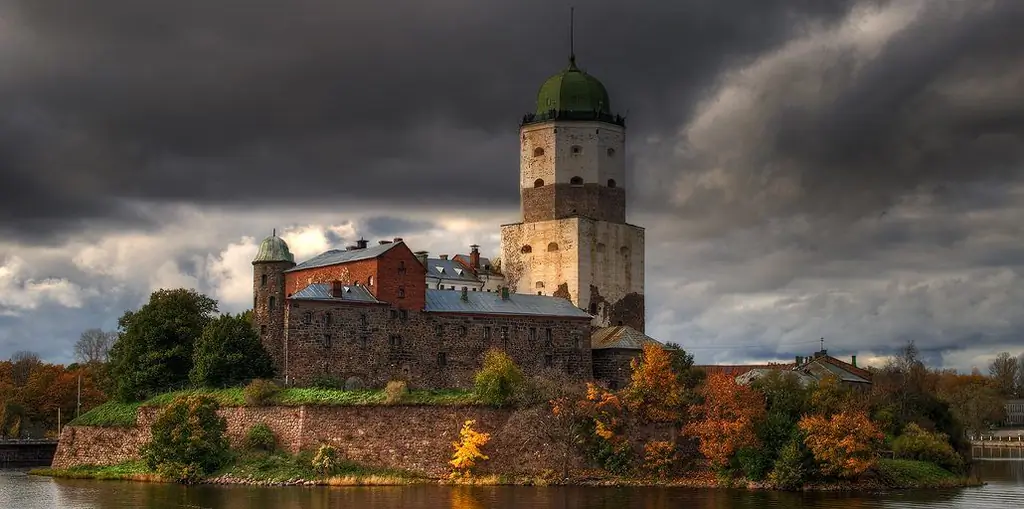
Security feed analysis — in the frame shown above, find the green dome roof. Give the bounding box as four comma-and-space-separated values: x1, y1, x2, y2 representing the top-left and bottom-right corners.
253, 233, 295, 264
535, 57, 611, 116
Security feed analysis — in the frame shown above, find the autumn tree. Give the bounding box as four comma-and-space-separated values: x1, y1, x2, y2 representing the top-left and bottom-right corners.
545, 382, 629, 477
935, 372, 1006, 435
108, 288, 218, 401
449, 420, 491, 478
190, 311, 274, 388
683, 373, 766, 468
623, 343, 685, 422
10, 351, 41, 387
798, 411, 882, 479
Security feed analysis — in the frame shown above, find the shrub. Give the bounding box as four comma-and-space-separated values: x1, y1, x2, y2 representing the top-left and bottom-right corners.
312, 444, 339, 476
311, 375, 345, 390
385, 380, 410, 404
243, 379, 280, 406
245, 423, 277, 452
798, 411, 882, 479
142, 395, 229, 483
449, 420, 491, 477
473, 349, 524, 407
736, 446, 774, 482
768, 438, 807, 490
643, 440, 677, 477
892, 423, 964, 473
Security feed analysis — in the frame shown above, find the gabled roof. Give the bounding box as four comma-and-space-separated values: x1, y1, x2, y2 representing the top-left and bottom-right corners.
801, 356, 871, 384
289, 283, 380, 303
590, 326, 663, 350
452, 254, 500, 275
426, 258, 480, 283
424, 289, 591, 319
286, 242, 400, 272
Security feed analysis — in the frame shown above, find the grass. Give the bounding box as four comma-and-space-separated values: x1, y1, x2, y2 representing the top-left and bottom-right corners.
221, 449, 423, 485
875, 459, 976, 489
68, 387, 480, 427
66, 401, 142, 427
30, 461, 163, 482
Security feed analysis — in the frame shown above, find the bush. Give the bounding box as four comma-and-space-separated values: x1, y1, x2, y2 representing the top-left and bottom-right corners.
449, 420, 491, 478
736, 446, 774, 482
768, 438, 807, 490
892, 423, 964, 473
385, 380, 409, 404
473, 349, 524, 407
245, 423, 277, 452
142, 395, 229, 483
243, 379, 280, 406
643, 440, 677, 477
311, 375, 345, 390
311, 444, 339, 476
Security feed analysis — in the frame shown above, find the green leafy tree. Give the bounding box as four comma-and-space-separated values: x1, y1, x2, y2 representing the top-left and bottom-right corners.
473, 349, 524, 407
108, 288, 218, 401
189, 311, 274, 388
143, 394, 229, 483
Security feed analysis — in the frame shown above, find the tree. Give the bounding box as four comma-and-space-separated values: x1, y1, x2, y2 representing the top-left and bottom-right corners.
473, 349, 524, 407
10, 351, 41, 387
683, 373, 766, 468
989, 352, 1019, 398
623, 343, 685, 422
799, 411, 882, 479
189, 312, 274, 388
74, 328, 117, 365
143, 394, 229, 483
935, 372, 1006, 435
108, 288, 219, 402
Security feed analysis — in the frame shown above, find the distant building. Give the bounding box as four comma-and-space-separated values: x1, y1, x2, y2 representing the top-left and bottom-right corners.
419, 246, 506, 293
1006, 399, 1024, 427
722, 350, 873, 389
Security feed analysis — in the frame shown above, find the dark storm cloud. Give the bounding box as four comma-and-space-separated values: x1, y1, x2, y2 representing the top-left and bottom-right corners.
0, 0, 860, 240
362, 217, 434, 239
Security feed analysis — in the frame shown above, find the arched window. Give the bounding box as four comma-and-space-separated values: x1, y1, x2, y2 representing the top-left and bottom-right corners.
269, 296, 276, 308
570, 176, 583, 185
260, 274, 267, 287
534, 178, 544, 188
535, 281, 545, 289
571, 145, 582, 155
607, 147, 616, 157
620, 246, 630, 256
597, 243, 606, 253
533, 147, 544, 157
368, 275, 374, 286
521, 245, 532, 254
547, 242, 559, 252
607, 179, 617, 188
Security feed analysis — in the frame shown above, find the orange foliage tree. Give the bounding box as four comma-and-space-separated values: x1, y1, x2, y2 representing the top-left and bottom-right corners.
798, 411, 883, 479
450, 420, 491, 477
683, 373, 766, 467
547, 383, 628, 477
623, 343, 685, 422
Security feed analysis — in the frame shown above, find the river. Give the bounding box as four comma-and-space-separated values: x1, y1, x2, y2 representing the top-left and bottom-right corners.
1, 461, 1021, 508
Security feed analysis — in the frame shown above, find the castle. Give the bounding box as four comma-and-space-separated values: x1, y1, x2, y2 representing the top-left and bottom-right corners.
252, 46, 661, 390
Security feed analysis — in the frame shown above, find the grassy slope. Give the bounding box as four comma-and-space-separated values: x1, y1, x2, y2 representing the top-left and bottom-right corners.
875, 459, 973, 489
68, 387, 479, 427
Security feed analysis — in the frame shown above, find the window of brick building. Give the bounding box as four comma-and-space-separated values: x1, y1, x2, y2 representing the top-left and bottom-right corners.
459, 325, 467, 336
303, 312, 312, 325
360, 335, 368, 348
529, 327, 537, 344
545, 328, 553, 347
390, 309, 398, 319
501, 327, 509, 349
360, 314, 367, 326
573, 333, 580, 349
398, 286, 405, 298
437, 352, 448, 367
269, 296, 276, 308
484, 326, 491, 340
398, 261, 406, 274
400, 309, 408, 320
323, 334, 332, 349
261, 274, 267, 287
544, 355, 553, 368
436, 324, 443, 337
324, 312, 332, 326
390, 335, 402, 347
368, 276, 374, 286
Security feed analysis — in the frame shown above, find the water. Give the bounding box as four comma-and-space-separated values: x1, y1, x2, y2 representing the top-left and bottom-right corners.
1, 461, 1021, 508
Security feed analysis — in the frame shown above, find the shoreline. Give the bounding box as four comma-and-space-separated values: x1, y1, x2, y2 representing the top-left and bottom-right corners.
30, 463, 983, 492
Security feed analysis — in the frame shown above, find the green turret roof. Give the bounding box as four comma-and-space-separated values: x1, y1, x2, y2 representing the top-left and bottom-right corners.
253, 233, 295, 264
535, 56, 611, 116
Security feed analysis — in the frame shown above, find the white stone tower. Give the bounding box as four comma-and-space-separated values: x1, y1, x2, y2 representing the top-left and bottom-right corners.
500, 43, 645, 332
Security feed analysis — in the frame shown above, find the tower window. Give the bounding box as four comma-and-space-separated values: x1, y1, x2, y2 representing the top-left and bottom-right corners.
521, 245, 532, 254
533, 147, 545, 157
571, 145, 582, 155
438, 352, 448, 367
607, 148, 616, 157
607, 179, 617, 188
570, 176, 583, 186
620, 246, 630, 256
269, 296, 276, 308
597, 243, 606, 253
547, 242, 559, 252
260, 274, 267, 287
589, 303, 598, 314
484, 326, 491, 340
534, 178, 544, 188
535, 281, 545, 289
368, 276, 374, 286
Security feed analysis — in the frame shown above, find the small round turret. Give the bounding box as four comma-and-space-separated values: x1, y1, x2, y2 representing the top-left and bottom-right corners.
535, 57, 612, 116
253, 232, 295, 264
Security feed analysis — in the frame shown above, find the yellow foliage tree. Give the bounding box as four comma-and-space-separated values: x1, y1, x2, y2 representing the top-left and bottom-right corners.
450, 420, 491, 477
643, 440, 677, 477
623, 343, 685, 422
682, 373, 766, 467
798, 411, 883, 479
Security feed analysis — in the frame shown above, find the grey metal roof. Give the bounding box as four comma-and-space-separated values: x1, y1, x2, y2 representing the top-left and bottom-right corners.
424, 289, 591, 318
286, 242, 399, 272
803, 359, 871, 384
289, 283, 380, 303
591, 326, 663, 350
426, 258, 480, 283
253, 235, 295, 263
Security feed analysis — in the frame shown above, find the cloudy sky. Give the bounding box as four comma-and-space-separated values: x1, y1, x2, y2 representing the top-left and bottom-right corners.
1, 0, 1022, 370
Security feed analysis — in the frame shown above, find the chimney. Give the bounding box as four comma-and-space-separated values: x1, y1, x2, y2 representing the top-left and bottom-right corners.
500, 286, 510, 301
331, 280, 344, 298
440, 254, 448, 260
851, 355, 857, 367
355, 238, 368, 249
470, 244, 480, 270
461, 287, 469, 302
393, 237, 403, 243
414, 251, 428, 267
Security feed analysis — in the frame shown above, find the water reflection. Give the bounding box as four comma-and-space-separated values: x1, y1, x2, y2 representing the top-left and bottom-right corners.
0, 462, 1021, 509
